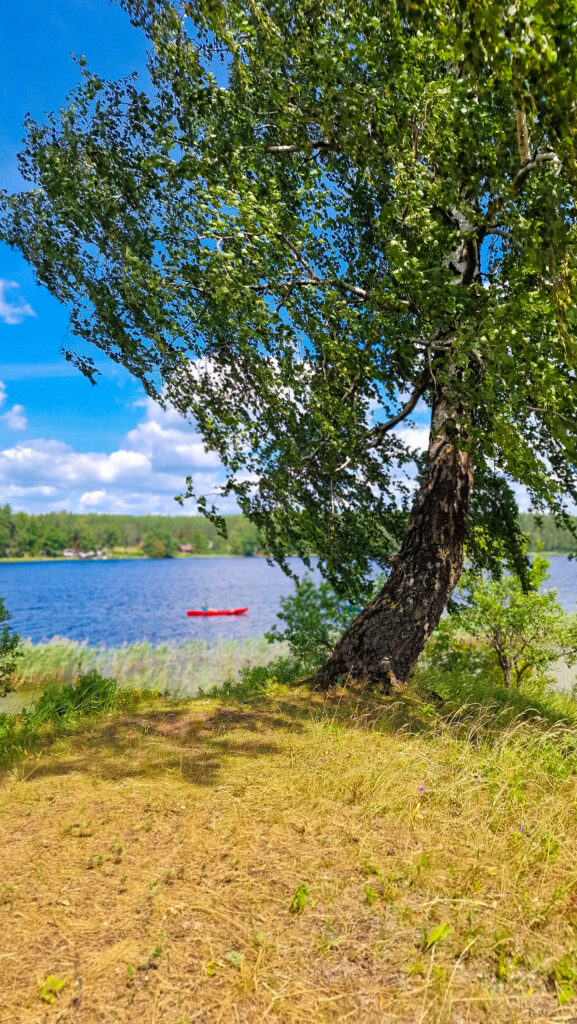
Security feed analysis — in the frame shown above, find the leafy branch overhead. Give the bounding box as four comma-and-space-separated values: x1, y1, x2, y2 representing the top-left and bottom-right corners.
4, 0, 577, 688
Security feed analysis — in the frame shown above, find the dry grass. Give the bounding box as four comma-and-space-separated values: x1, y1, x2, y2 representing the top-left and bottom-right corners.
2, 682, 577, 1023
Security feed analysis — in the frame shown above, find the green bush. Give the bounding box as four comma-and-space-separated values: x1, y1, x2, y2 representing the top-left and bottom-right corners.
0, 670, 120, 770
203, 655, 306, 703
0, 598, 22, 697
424, 557, 577, 692
265, 574, 371, 669
29, 669, 117, 724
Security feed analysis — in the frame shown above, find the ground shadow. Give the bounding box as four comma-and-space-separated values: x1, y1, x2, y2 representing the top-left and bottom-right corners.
17, 673, 577, 789
22, 696, 311, 787
321, 676, 577, 749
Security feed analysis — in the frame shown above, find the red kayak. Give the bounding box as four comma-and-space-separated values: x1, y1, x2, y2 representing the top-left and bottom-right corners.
187, 607, 248, 617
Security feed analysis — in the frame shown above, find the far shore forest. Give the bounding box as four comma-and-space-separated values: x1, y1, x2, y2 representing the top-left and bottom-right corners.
0, 507, 262, 559
0, 506, 574, 560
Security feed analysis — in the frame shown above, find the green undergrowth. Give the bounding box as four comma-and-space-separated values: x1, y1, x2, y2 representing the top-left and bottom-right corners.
417, 649, 577, 733
200, 654, 309, 702
0, 656, 303, 773
0, 670, 140, 770
5, 650, 577, 795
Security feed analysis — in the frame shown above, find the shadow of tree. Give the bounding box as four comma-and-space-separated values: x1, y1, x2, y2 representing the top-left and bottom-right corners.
23, 697, 311, 787
308, 678, 577, 749
18, 674, 577, 791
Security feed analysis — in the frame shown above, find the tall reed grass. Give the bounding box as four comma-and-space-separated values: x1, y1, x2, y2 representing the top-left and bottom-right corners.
13, 636, 286, 695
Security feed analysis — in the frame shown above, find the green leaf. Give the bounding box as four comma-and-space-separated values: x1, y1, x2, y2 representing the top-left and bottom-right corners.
425, 922, 451, 949
289, 882, 310, 915
39, 975, 67, 1004
224, 951, 244, 968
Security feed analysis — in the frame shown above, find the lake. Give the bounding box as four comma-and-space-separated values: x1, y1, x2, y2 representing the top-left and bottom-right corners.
0, 556, 308, 646
0, 554, 576, 648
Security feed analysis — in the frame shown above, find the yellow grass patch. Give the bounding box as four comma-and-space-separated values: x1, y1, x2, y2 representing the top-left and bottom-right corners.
1, 686, 577, 1022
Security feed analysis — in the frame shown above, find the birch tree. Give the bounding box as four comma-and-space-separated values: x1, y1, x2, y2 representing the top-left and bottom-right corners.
3, 0, 577, 688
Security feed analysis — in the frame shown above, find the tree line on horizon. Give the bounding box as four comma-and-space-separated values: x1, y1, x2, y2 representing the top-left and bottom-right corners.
0, 506, 263, 558
0, 506, 573, 561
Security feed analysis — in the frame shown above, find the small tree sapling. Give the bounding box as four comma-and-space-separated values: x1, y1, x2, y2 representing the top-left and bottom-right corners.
449, 558, 577, 690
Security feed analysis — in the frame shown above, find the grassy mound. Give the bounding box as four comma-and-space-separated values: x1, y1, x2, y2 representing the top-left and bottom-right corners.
2, 671, 577, 1022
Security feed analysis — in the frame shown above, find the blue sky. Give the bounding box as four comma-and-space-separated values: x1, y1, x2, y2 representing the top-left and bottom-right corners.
0, 0, 231, 515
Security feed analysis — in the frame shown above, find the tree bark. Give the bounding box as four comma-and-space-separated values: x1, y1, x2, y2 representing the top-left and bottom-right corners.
498, 658, 512, 688
315, 388, 474, 692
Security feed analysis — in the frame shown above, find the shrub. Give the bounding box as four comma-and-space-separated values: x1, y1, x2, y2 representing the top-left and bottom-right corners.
0, 670, 119, 769
203, 655, 305, 703
265, 575, 369, 669
0, 598, 22, 697
29, 669, 117, 725
425, 557, 577, 691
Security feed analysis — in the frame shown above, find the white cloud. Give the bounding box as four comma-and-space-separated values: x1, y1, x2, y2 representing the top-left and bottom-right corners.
0, 280, 36, 325
78, 490, 109, 508
125, 398, 222, 473
0, 395, 233, 515
396, 424, 430, 453
1, 404, 27, 431
0, 380, 28, 431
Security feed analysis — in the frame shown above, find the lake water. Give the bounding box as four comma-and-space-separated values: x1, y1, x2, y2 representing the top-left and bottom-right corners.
0, 554, 576, 649
0, 556, 309, 646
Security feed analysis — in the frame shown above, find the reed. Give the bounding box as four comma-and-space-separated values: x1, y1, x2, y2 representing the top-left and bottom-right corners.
13, 635, 286, 695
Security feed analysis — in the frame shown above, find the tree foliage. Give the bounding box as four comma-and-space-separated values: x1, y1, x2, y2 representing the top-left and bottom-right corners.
266, 575, 364, 669
2, 0, 577, 596
0, 598, 22, 697
434, 557, 577, 690
142, 529, 178, 558
0, 506, 263, 558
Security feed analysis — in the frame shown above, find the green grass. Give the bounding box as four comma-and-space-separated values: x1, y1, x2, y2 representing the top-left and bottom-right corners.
0, 670, 140, 770
13, 636, 287, 695
5, 666, 577, 1020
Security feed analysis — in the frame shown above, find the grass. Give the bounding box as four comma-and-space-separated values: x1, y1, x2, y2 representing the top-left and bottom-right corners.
0, 670, 140, 771
13, 636, 287, 695
2, 666, 577, 1021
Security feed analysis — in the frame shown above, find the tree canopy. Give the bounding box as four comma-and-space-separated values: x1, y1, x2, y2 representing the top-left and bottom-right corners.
2, 0, 577, 601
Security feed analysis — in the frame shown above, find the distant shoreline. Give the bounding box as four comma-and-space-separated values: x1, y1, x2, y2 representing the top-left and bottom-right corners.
0, 550, 571, 565
0, 552, 259, 564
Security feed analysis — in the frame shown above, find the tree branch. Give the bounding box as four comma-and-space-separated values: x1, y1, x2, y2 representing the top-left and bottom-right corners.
276, 233, 411, 309
484, 225, 512, 240
515, 109, 531, 165
266, 140, 331, 154
513, 151, 561, 191
369, 373, 429, 443
248, 278, 320, 293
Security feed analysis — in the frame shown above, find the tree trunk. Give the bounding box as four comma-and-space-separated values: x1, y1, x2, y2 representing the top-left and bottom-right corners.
315, 389, 474, 692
